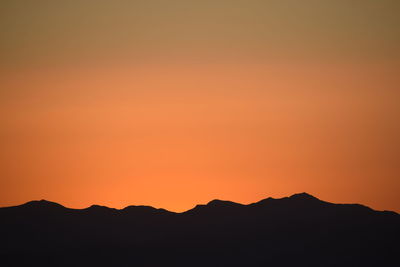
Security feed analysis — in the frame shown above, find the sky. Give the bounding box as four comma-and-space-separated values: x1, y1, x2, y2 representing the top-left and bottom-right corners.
0, 0, 399, 212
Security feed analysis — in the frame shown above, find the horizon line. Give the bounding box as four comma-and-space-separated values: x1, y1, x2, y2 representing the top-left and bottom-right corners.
1, 192, 398, 214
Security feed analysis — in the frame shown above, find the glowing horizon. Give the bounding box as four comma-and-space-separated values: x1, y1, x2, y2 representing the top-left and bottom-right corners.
1, 1, 399, 212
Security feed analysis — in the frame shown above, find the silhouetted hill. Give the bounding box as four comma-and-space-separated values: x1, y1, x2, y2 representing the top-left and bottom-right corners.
1, 193, 398, 267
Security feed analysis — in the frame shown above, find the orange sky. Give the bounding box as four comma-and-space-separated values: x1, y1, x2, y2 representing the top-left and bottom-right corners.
0, 1, 399, 212
1, 57, 399, 212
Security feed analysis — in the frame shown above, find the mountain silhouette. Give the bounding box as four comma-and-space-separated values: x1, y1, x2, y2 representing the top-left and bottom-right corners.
1, 193, 398, 267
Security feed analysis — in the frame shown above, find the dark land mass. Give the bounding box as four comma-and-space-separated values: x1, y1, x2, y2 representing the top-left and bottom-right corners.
1, 193, 398, 267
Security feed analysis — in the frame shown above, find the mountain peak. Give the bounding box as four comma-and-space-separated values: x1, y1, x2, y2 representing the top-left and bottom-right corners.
122, 205, 172, 215
22, 199, 65, 209
206, 199, 243, 207
185, 199, 243, 214
289, 192, 319, 201
86, 204, 114, 211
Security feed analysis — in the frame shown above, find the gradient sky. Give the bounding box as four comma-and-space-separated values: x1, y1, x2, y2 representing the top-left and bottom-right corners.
1, 1, 399, 212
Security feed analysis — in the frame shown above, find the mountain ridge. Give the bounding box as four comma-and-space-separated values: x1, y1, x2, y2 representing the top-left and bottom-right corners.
1, 192, 398, 267
2, 192, 397, 215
